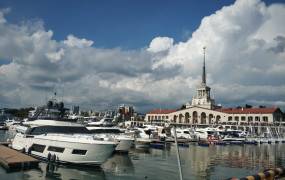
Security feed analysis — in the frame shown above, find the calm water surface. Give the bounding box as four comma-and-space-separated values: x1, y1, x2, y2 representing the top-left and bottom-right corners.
0, 130, 284, 180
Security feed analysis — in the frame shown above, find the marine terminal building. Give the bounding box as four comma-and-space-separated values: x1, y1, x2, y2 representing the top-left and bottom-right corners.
144, 48, 284, 127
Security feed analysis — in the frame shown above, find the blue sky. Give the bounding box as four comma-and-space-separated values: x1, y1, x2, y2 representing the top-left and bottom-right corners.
2, 0, 239, 49
0, 0, 285, 112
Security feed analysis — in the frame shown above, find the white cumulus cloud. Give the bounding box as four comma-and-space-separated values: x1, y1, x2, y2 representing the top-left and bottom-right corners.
46, 48, 65, 62
147, 36, 174, 53
63, 34, 94, 48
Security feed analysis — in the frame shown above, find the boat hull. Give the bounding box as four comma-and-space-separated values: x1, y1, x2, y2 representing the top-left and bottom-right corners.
135, 138, 151, 149
12, 133, 116, 165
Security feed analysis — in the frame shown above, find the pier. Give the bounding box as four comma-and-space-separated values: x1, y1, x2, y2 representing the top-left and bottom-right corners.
0, 145, 39, 171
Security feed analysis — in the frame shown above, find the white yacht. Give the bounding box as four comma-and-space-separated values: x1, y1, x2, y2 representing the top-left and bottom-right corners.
220, 129, 245, 144
12, 120, 117, 165
87, 126, 134, 153
4, 118, 20, 128
194, 127, 223, 141
87, 116, 115, 127
11, 100, 117, 165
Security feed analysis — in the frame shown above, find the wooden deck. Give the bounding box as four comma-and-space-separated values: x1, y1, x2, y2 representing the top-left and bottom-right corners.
0, 145, 39, 171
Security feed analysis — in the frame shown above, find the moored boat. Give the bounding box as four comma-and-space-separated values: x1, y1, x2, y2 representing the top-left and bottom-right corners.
87, 126, 134, 153
11, 100, 117, 165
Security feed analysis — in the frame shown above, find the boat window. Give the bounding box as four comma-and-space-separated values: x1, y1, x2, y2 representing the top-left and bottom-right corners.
88, 129, 121, 134
183, 131, 190, 134
72, 149, 87, 155
48, 146, 65, 153
31, 144, 46, 153
28, 126, 91, 135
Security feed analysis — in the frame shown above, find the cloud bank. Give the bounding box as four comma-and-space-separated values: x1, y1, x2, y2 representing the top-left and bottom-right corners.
0, 0, 285, 112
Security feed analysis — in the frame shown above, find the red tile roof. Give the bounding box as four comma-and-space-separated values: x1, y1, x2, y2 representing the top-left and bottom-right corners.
147, 109, 177, 114
216, 107, 280, 114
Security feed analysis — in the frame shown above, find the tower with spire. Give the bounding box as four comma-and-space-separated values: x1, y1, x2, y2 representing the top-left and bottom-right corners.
188, 47, 215, 109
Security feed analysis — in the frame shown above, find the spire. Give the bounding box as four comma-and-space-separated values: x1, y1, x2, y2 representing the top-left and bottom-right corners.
202, 46, 206, 84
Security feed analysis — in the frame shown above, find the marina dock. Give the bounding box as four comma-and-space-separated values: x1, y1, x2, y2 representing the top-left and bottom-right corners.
0, 145, 39, 171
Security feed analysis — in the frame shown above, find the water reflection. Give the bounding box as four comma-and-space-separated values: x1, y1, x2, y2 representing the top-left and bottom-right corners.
23, 163, 105, 180
182, 144, 285, 179
102, 154, 134, 176
131, 147, 151, 154
23, 154, 135, 180
0, 130, 16, 141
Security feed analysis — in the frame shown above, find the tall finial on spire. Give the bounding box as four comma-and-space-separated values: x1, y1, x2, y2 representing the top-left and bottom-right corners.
202, 46, 206, 84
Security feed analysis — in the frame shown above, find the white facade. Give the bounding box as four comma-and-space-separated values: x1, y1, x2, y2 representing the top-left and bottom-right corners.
188, 84, 215, 109
145, 106, 283, 126
144, 110, 175, 124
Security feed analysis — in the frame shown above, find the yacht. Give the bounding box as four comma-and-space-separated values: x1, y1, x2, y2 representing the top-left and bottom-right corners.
171, 128, 197, 141
4, 119, 17, 127
220, 130, 245, 144
87, 126, 134, 153
11, 100, 117, 165
194, 127, 223, 141
87, 116, 115, 127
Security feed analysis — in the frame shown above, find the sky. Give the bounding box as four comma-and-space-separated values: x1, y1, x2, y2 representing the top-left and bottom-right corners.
0, 0, 285, 112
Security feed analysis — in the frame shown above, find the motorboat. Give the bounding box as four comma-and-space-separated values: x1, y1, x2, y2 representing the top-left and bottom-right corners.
12, 119, 117, 165
11, 100, 117, 165
87, 126, 134, 153
86, 117, 115, 127
4, 119, 17, 127
220, 130, 245, 144
194, 127, 223, 141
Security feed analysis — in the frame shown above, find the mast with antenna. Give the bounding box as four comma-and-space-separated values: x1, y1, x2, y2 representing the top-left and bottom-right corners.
202, 46, 206, 85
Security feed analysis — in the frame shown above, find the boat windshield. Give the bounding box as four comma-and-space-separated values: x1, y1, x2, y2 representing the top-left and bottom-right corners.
27, 126, 91, 135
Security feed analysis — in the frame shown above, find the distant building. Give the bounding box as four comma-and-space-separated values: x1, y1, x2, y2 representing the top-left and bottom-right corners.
118, 104, 134, 121
145, 47, 284, 126
144, 109, 176, 124
72, 106, 80, 115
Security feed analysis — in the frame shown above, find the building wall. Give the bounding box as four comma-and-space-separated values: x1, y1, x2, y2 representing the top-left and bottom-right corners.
144, 113, 171, 123
168, 107, 226, 125
224, 113, 273, 124
144, 107, 281, 126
